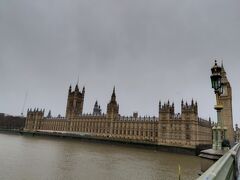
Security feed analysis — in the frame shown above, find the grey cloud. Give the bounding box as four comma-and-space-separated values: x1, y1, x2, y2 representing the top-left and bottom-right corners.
0, 0, 240, 124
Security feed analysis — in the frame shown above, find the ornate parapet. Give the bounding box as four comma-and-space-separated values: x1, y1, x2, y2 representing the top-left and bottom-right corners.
119, 116, 158, 122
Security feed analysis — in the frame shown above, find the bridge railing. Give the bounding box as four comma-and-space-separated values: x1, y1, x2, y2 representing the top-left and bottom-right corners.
197, 143, 240, 180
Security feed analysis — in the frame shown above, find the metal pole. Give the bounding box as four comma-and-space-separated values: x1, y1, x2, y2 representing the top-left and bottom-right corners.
212, 127, 217, 150
215, 93, 223, 150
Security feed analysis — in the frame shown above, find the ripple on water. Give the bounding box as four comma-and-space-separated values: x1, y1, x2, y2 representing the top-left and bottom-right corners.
0, 133, 200, 180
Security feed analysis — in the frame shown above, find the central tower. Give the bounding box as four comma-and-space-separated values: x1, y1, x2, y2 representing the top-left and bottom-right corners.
65, 84, 85, 119
107, 87, 119, 120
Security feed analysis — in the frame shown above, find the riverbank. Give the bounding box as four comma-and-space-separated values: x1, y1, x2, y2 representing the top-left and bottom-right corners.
0, 129, 210, 155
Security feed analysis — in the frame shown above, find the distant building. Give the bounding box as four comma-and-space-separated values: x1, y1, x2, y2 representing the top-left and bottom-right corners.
24, 84, 212, 149
0, 113, 25, 130
93, 101, 102, 116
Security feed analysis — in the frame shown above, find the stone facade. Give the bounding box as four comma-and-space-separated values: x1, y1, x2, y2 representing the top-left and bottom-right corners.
24, 85, 212, 149
219, 64, 234, 143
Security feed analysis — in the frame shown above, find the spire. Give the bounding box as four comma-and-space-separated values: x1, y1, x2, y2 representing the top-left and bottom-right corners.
82, 86, 85, 95
77, 75, 79, 85
220, 60, 228, 83
113, 86, 116, 96
221, 61, 226, 75
69, 85, 72, 93
107, 87, 119, 118
111, 86, 116, 101
47, 110, 52, 118
93, 100, 101, 115
75, 84, 79, 91
159, 101, 161, 112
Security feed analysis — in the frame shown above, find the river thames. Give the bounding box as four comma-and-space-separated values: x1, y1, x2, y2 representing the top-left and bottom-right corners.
0, 133, 200, 180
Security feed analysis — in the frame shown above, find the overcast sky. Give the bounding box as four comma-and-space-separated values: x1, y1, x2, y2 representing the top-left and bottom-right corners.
0, 0, 240, 124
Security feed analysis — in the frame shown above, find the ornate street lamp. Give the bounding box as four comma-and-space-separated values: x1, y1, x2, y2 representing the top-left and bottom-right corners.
210, 60, 225, 150
211, 60, 223, 96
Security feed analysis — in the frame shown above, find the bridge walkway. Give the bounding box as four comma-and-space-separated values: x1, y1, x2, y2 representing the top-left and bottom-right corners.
197, 143, 240, 180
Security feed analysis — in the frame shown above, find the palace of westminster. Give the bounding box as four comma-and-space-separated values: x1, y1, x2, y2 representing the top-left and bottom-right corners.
24, 64, 235, 149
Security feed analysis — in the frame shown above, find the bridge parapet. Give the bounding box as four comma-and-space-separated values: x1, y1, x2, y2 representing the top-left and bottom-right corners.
197, 143, 240, 180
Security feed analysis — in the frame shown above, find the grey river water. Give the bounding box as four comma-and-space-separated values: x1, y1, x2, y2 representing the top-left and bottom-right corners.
0, 133, 200, 180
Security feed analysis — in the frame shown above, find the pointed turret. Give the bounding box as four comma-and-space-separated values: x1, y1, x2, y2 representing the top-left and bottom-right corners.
47, 110, 52, 118
159, 101, 161, 113
181, 100, 198, 117
181, 99, 184, 107
68, 85, 72, 96
221, 61, 226, 74
82, 86, 85, 96
159, 101, 175, 120
93, 101, 102, 115
75, 84, 79, 92
221, 61, 228, 84
195, 101, 198, 111
107, 87, 119, 120
111, 86, 116, 102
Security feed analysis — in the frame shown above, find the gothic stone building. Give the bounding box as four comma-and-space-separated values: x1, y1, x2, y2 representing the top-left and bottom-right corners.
219, 64, 234, 144
24, 85, 212, 149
